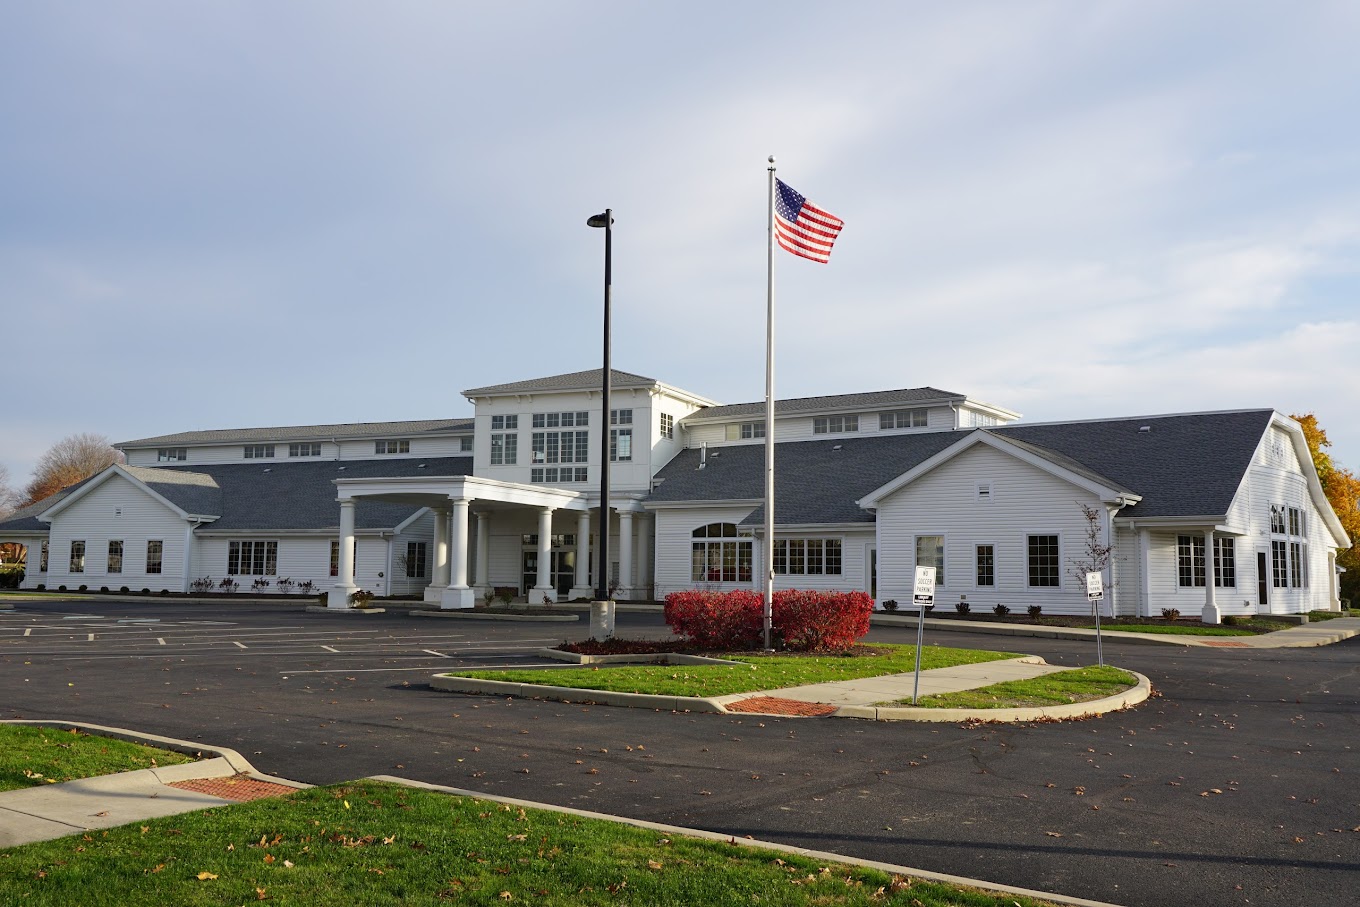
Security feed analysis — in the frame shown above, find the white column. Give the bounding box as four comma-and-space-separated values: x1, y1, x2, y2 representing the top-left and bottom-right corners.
570, 510, 593, 600
1201, 528, 1220, 624
1137, 528, 1152, 618
425, 506, 450, 603
475, 512, 491, 594
636, 512, 652, 600
530, 507, 554, 604
181, 522, 195, 594
617, 510, 634, 600
328, 499, 358, 607
439, 498, 475, 609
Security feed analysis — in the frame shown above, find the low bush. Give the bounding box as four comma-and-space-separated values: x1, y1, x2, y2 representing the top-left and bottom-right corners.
881, 599, 898, 611
955, 601, 971, 615
993, 603, 1010, 616
664, 589, 874, 652
218, 577, 239, 594
1161, 608, 1181, 622
119, 586, 130, 595
0, 565, 24, 589
143, 588, 152, 595
1222, 614, 1238, 626
348, 588, 375, 608
78, 584, 88, 593
1027, 604, 1042, 618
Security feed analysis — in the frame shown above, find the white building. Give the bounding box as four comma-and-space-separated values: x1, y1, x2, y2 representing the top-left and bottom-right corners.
0, 368, 1347, 622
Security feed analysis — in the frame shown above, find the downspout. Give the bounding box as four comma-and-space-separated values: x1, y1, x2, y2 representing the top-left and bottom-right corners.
182, 520, 197, 593
1105, 501, 1124, 617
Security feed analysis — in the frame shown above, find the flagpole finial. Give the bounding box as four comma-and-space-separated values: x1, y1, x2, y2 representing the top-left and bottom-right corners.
768, 155, 776, 169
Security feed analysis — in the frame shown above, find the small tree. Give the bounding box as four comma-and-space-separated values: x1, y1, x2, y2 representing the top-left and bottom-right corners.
1069, 502, 1113, 589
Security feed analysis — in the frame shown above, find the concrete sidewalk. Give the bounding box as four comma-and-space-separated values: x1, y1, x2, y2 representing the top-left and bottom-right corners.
754, 655, 1068, 707
871, 613, 1360, 648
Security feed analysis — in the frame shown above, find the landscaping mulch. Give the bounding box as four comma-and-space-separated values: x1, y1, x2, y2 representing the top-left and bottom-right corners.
166, 774, 298, 802
725, 696, 838, 716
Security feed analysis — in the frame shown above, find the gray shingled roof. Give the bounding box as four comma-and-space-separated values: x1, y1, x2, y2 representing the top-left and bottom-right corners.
689, 387, 967, 421
121, 466, 224, 517
116, 418, 474, 449
647, 410, 1274, 525
462, 369, 658, 397
0, 490, 76, 533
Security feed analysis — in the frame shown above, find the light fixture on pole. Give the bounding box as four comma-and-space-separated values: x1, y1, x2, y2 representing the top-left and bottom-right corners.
587, 209, 613, 601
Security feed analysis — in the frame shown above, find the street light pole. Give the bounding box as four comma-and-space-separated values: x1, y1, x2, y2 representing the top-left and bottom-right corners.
587, 210, 613, 601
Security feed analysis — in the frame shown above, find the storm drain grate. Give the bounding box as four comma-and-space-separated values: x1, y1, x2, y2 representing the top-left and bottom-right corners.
724, 696, 837, 716
167, 774, 298, 802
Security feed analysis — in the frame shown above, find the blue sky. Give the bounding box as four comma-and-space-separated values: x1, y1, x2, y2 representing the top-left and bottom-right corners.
3, 1, 1358, 491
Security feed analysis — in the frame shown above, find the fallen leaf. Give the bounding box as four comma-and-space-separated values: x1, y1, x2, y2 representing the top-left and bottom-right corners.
196, 871, 218, 880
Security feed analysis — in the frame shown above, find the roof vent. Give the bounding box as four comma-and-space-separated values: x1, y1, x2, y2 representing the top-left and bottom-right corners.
710, 450, 720, 457
417, 463, 427, 469
337, 465, 347, 470
1138, 425, 1152, 433
832, 444, 842, 451
262, 468, 271, 473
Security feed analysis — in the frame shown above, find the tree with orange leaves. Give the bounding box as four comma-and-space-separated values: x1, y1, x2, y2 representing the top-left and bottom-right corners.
1291, 414, 1360, 605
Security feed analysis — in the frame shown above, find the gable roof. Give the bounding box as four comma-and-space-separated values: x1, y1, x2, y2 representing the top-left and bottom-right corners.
116, 418, 474, 449
0, 491, 77, 534
463, 369, 659, 398
687, 387, 971, 422
646, 409, 1277, 526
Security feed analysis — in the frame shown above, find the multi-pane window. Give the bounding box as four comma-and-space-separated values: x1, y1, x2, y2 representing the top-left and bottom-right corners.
70, 541, 86, 573
1214, 538, 1235, 588
244, 444, 275, 459
530, 467, 588, 483
1270, 505, 1286, 534
660, 413, 674, 440
490, 433, 518, 465
1288, 507, 1301, 537
107, 540, 123, 574
492, 415, 519, 431
1176, 535, 1206, 587
157, 448, 187, 462
405, 542, 427, 578
1272, 539, 1288, 588
773, 539, 842, 575
610, 429, 632, 462
1027, 535, 1060, 587
690, 523, 753, 583
1269, 503, 1308, 588
289, 443, 322, 457
375, 440, 410, 454
227, 541, 278, 576
521, 534, 578, 548
725, 422, 765, 440
1289, 542, 1303, 588
330, 540, 357, 577
880, 409, 928, 430
813, 415, 859, 434
964, 411, 999, 427
146, 540, 163, 575
976, 545, 995, 586
532, 411, 588, 429
915, 535, 944, 585
40, 541, 49, 572
460, 437, 473, 452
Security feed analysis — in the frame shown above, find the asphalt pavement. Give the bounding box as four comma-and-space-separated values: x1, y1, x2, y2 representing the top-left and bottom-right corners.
1, 599, 1356, 907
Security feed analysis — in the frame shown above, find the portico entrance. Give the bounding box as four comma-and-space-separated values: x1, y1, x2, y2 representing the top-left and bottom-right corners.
522, 548, 579, 598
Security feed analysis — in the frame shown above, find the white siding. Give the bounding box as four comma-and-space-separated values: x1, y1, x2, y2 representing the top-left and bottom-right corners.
18, 536, 48, 590
651, 504, 757, 599
874, 444, 1107, 615
390, 512, 436, 597
689, 405, 959, 449
338, 437, 469, 460
43, 476, 189, 593
124, 441, 345, 466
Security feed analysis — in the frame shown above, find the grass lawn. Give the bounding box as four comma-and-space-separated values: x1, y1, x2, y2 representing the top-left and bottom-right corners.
1071, 622, 1256, 636
446, 644, 1016, 698
908, 666, 1138, 709
0, 780, 1063, 906
0, 725, 194, 792
1308, 608, 1360, 621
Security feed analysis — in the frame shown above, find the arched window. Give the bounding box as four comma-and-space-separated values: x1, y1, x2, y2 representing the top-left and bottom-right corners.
691, 523, 752, 583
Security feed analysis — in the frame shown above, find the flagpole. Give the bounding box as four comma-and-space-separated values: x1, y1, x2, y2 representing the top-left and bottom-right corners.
763, 155, 776, 651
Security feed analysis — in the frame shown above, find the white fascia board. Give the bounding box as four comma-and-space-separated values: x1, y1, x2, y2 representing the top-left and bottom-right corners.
744, 522, 876, 536
682, 396, 966, 426
334, 474, 590, 511
960, 398, 1022, 421
641, 498, 763, 512
0, 529, 48, 539
856, 431, 1130, 510
194, 527, 391, 538
1272, 412, 1351, 547
1115, 516, 1238, 534
393, 507, 431, 535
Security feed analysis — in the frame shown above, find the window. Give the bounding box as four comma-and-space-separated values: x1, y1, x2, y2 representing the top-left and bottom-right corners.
244, 444, 275, 459
1270, 505, 1286, 534
976, 545, 994, 586
1271, 539, 1288, 588
611, 409, 633, 425
70, 541, 86, 573
963, 410, 999, 427
490, 433, 517, 465
1214, 537, 1235, 588
460, 437, 473, 452
531, 415, 589, 472
1270, 503, 1307, 588
915, 535, 944, 585
530, 467, 588, 483
405, 542, 427, 578
329, 540, 358, 577
813, 415, 859, 434
1288, 507, 1301, 537
375, 440, 410, 454
1027, 535, 1060, 587
610, 428, 633, 461
146, 540, 163, 575
880, 409, 928, 430
40, 541, 49, 572
158, 448, 187, 462
227, 541, 278, 576
107, 540, 123, 574
532, 411, 588, 429
773, 539, 842, 575
1177, 535, 1206, 587
1289, 542, 1303, 588
289, 442, 322, 457
492, 415, 518, 431
690, 523, 753, 583
725, 422, 765, 440
521, 534, 577, 548
660, 413, 674, 440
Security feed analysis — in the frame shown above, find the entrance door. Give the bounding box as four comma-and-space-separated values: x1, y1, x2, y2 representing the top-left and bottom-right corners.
1256, 551, 1269, 611
522, 551, 577, 597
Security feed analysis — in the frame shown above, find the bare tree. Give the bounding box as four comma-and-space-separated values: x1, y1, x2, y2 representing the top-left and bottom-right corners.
23, 433, 124, 506
0, 464, 21, 519
1068, 502, 1113, 588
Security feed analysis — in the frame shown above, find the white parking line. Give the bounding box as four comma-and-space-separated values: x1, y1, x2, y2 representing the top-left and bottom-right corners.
23, 628, 31, 637
157, 638, 166, 645
321, 645, 339, 652
87, 633, 95, 641
422, 649, 448, 657
233, 641, 247, 649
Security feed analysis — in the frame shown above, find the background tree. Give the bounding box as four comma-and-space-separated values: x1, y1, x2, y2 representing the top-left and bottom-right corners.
0, 463, 21, 519
1291, 413, 1360, 605
22, 433, 124, 507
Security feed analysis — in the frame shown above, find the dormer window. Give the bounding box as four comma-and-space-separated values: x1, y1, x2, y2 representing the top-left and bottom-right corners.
725, 422, 765, 440
157, 448, 187, 462
881, 409, 927, 429
289, 442, 322, 457
375, 440, 410, 454
813, 415, 858, 434
244, 444, 275, 459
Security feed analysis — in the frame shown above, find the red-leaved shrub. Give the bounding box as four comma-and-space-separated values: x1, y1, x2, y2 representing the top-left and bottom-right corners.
664, 589, 873, 652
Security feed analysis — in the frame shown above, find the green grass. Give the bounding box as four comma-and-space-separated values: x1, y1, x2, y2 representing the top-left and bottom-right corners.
0, 780, 1063, 906
1308, 608, 1360, 621
910, 665, 1139, 709
1077, 622, 1255, 636
0, 725, 194, 792
446, 644, 1016, 698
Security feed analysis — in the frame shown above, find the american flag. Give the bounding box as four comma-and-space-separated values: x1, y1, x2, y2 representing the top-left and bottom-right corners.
774, 178, 844, 263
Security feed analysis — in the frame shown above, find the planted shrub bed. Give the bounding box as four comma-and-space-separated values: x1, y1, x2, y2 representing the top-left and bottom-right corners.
664, 589, 873, 652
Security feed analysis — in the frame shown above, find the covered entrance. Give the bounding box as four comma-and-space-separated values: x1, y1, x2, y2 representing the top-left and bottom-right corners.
523, 546, 579, 598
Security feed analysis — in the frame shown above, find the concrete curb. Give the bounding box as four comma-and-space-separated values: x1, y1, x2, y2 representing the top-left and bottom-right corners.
831, 670, 1152, 723
304, 605, 387, 615
0, 719, 311, 790
871, 614, 1200, 646
428, 673, 730, 713
534, 648, 739, 665
364, 774, 1125, 907
411, 609, 579, 622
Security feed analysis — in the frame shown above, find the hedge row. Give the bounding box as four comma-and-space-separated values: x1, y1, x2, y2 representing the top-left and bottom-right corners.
663, 589, 874, 652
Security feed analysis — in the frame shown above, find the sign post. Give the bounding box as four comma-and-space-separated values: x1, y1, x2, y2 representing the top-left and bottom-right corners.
1086, 571, 1105, 667
911, 566, 937, 704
